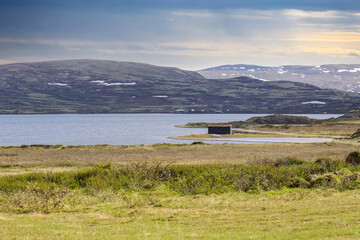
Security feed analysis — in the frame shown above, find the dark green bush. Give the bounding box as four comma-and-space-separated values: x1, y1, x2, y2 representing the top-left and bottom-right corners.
346, 151, 360, 165
310, 173, 342, 188
289, 177, 310, 188
274, 157, 306, 166
191, 141, 206, 145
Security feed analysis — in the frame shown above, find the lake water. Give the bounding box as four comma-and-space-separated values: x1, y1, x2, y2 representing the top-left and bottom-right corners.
0, 114, 340, 146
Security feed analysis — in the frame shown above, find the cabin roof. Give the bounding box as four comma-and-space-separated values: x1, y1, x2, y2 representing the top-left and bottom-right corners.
208, 124, 232, 128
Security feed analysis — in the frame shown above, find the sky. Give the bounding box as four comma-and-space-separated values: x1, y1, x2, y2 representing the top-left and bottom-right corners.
0, 0, 359, 70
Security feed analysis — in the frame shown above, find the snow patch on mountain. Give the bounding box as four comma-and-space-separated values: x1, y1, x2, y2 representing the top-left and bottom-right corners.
301, 101, 326, 105
91, 80, 136, 86
48, 82, 68, 86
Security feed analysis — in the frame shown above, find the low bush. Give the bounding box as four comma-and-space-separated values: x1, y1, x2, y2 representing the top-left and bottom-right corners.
289, 177, 310, 188
1, 161, 359, 194
0, 184, 72, 213
274, 157, 306, 166
345, 151, 360, 165
314, 157, 343, 171
310, 173, 342, 188
1, 159, 360, 212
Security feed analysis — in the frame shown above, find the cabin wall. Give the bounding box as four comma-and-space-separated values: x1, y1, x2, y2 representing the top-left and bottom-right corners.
208, 127, 232, 134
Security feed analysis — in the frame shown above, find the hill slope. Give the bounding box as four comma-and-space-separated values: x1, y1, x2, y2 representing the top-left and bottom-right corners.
0, 60, 360, 114
198, 64, 360, 93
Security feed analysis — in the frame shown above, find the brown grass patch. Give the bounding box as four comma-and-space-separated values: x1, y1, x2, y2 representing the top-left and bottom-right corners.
0, 142, 358, 171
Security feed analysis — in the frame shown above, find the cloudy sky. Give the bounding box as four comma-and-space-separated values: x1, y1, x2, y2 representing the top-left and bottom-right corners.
0, 0, 359, 70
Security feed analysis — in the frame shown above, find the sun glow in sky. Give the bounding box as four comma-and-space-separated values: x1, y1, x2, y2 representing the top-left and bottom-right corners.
0, 0, 359, 70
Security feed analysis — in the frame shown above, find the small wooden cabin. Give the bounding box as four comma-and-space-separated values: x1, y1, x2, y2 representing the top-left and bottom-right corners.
208, 124, 232, 135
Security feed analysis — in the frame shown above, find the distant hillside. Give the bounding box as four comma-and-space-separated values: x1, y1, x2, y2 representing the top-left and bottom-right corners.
246, 114, 318, 124
334, 110, 360, 121
198, 64, 360, 93
0, 59, 360, 114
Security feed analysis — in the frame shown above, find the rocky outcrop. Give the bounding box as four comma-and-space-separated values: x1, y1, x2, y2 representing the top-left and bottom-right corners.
246, 114, 318, 124
349, 129, 360, 139
336, 110, 360, 121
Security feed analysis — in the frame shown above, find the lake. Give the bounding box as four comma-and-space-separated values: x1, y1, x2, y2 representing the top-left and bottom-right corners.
0, 114, 340, 146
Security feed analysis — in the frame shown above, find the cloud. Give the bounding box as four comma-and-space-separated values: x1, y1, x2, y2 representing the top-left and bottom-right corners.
288, 46, 360, 57
0, 59, 15, 65
283, 9, 344, 19
349, 52, 360, 57
0, 38, 101, 47
64, 47, 81, 51
0, 38, 155, 51
2, 0, 360, 11
0, 6, 360, 69
286, 32, 360, 43
171, 11, 215, 18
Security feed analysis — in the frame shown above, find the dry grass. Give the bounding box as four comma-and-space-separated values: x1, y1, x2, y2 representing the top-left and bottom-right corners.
176, 122, 360, 140
172, 132, 292, 139
0, 142, 358, 174
0, 166, 85, 177
254, 123, 360, 137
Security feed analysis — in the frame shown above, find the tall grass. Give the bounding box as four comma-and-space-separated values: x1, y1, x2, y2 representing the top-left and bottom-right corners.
1, 158, 360, 213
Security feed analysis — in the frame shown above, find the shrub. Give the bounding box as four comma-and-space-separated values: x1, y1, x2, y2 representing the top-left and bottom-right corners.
314, 157, 342, 171
191, 141, 206, 145
29, 144, 52, 148
336, 168, 353, 177
274, 157, 305, 166
1, 160, 360, 213
315, 157, 332, 164
310, 173, 342, 188
289, 177, 310, 188
1, 184, 72, 213
345, 151, 360, 165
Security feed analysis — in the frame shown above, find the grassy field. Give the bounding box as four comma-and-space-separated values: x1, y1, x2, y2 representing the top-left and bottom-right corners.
1, 143, 360, 239
1, 189, 360, 239
176, 121, 360, 143
0, 142, 359, 172
253, 122, 360, 137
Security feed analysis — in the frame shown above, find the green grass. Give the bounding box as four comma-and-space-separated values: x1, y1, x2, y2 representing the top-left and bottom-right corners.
0, 161, 360, 239
1, 159, 360, 213
1, 189, 360, 239
333, 120, 360, 125
2, 144, 360, 239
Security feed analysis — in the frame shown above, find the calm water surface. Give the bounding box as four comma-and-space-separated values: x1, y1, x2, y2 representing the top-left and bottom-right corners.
0, 114, 340, 146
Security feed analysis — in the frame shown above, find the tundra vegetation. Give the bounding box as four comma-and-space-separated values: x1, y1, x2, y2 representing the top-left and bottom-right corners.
1, 142, 360, 239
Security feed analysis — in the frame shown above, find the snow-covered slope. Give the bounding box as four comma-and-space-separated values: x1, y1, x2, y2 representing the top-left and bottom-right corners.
198, 64, 360, 93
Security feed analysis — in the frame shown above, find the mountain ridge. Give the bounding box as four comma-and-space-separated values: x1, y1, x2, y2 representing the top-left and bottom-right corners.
198, 63, 360, 93
0, 59, 359, 114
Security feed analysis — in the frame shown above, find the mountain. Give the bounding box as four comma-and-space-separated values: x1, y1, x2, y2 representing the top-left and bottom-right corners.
0, 59, 360, 114
198, 64, 360, 93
